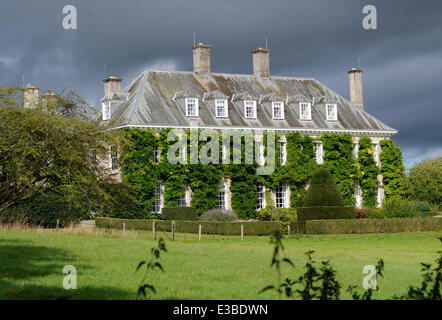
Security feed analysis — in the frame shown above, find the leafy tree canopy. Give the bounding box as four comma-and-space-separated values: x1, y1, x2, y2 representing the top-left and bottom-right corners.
0, 85, 120, 212
406, 157, 442, 208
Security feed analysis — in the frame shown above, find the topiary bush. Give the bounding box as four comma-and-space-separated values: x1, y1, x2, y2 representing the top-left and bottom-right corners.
382, 198, 419, 218
303, 168, 344, 207
298, 168, 354, 221
199, 209, 238, 221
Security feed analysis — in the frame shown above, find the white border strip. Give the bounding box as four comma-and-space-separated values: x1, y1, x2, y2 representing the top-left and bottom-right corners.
110, 124, 397, 136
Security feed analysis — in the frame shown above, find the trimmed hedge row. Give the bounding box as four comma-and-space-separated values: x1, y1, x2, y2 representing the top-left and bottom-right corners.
305, 217, 442, 234
297, 206, 355, 222
162, 207, 198, 221
95, 217, 282, 236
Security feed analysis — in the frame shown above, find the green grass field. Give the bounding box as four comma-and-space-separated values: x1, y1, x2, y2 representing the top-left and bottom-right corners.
0, 228, 441, 300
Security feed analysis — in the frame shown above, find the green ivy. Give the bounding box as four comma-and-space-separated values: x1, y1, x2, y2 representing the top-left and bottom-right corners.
321, 133, 357, 206
379, 139, 405, 201
120, 128, 403, 217
265, 132, 317, 208
358, 137, 380, 207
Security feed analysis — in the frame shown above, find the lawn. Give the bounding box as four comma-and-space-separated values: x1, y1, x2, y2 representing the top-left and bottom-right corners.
0, 228, 440, 300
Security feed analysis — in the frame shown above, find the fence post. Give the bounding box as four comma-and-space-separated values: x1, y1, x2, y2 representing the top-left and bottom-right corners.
241, 224, 244, 240
287, 224, 290, 237
122, 222, 126, 237
152, 221, 156, 240
198, 225, 202, 241
172, 221, 175, 241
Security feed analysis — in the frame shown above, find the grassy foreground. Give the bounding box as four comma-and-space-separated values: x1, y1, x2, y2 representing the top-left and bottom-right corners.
0, 228, 441, 300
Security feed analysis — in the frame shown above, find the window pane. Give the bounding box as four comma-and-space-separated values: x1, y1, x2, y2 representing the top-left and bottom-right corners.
245, 101, 256, 118
111, 146, 118, 170
256, 182, 265, 210
216, 100, 227, 117
276, 182, 288, 208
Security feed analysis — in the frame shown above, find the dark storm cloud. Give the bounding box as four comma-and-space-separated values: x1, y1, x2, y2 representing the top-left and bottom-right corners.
0, 0, 441, 168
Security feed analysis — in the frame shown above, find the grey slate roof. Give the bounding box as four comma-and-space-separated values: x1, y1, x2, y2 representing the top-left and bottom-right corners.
105, 70, 397, 136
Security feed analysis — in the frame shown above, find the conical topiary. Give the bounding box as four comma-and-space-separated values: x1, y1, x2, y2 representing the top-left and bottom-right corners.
304, 168, 344, 207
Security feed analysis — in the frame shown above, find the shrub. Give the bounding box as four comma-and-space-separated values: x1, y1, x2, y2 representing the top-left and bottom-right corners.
0, 189, 89, 227
414, 201, 431, 213
161, 207, 198, 221
199, 209, 238, 221
257, 206, 297, 224
366, 208, 385, 219
304, 168, 344, 207
383, 198, 419, 218
298, 168, 353, 221
297, 206, 354, 222
97, 182, 144, 219
305, 218, 442, 234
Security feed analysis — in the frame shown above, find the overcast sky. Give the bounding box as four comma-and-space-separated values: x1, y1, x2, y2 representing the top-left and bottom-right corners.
0, 0, 441, 168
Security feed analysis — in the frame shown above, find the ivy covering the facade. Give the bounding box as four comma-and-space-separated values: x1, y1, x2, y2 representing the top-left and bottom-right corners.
357, 136, 380, 207
379, 139, 405, 201
119, 128, 403, 218
321, 133, 357, 206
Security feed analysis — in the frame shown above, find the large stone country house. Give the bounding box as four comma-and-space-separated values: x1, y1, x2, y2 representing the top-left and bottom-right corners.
97, 43, 397, 213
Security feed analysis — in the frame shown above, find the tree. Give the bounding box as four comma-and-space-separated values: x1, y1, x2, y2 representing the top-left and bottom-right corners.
379, 139, 405, 201
0, 85, 119, 212
406, 157, 442, 208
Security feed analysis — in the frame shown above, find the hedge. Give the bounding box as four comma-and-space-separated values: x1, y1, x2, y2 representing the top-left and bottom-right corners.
162, 207, 198, 221
305, 217, 442, 234
95, 217, 282, 236
297, 206, 355, 222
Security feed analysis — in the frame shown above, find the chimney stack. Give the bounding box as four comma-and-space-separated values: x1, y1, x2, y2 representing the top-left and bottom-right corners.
348, 68, 364, 110
24, 84, 39, 109
103, 76, 122, 96
252, 47, 270, 79
42, 92, 58, 111
192, 42, 211, 78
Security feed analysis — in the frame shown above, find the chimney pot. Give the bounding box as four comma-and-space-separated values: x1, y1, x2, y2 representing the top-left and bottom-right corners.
252, 47, 270, 79
192, 42, 211, 78
348, 68, 364, 110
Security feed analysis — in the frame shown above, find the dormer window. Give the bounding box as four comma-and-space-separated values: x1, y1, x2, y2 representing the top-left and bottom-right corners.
185, 98, 199, 117
300, 102, 311, 120
102, 101, 111, 120
244, 100, 257, 119
272, 101, 284, 120
215, 99, 228, 118
326, 103, 338, 121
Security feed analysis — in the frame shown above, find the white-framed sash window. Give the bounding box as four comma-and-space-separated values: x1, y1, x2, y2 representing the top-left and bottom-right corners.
185, 98, 199, 117
300, 102, 312, 120
244, 100, 257, 119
